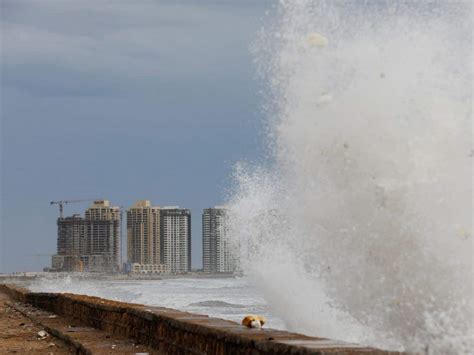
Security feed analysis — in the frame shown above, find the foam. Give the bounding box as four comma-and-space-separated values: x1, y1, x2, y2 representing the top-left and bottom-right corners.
227, 1, 473, 353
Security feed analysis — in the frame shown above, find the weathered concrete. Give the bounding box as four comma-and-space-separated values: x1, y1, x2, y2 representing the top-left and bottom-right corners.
6, 300, 160, 354
0, 284, 403, 355
0, 291, 74, 354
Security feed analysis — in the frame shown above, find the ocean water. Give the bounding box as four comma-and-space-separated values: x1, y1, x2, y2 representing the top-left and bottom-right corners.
24, 275, 286, 330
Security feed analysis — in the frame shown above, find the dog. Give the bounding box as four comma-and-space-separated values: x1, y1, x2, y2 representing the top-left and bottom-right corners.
241, 315, 266, 329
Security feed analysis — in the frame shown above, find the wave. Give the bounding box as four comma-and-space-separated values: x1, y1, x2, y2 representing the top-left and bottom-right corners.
188, 300, 246, 308
227, 1, 472, 353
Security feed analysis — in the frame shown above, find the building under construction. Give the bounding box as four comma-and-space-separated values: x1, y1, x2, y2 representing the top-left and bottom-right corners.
51, 200, 121, 273
56, 214, 86, 256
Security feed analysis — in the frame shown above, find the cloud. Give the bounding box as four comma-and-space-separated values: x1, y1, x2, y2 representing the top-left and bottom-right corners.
1, 0, 265, 97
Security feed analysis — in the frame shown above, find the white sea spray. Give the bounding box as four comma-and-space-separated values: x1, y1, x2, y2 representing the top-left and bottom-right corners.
227, 1, 473, 353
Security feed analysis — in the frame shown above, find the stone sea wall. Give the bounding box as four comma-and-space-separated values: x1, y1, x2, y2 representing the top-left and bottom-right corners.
0, 284, 402, 354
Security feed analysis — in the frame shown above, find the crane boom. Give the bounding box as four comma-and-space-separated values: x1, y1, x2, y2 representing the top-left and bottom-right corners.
50, 199, 98, 218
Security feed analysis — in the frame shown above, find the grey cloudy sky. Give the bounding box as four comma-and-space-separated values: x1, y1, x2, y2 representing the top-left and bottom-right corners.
1, 0, 272, 272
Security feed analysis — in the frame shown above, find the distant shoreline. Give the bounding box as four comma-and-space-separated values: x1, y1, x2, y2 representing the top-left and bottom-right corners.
0, 271, 241, 283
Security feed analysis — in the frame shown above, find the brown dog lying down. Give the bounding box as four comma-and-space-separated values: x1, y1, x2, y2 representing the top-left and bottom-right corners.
242, 315, 266, 329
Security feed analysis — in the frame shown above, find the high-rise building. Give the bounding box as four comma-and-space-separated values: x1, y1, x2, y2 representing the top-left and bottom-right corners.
127, 200, 167, 274
202, 207, 237, 273
51, 200, 121, 273
84, 200, 121, 272
52, 214, 87, 272
56, 214, 86, 256
160, 207, 191, 274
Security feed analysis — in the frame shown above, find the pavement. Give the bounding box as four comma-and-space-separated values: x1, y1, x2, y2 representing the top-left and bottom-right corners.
0, 291, 73, 354
0, 290, 159, 354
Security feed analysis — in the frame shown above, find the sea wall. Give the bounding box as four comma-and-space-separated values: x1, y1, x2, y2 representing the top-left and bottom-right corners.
0, 284, 402, 354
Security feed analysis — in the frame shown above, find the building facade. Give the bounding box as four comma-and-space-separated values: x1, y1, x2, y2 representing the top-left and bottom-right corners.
130, 263, 167, 274
84, 200, 121, 272
202, 207, 237, 273
160, 207, 191, 274
56, 214, 86, 256
51, 200, 121, 273
52, 214, 87, 272
127, 200, 167, 274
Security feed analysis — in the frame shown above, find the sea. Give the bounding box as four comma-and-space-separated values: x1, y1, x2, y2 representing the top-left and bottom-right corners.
19, 275, 286, 331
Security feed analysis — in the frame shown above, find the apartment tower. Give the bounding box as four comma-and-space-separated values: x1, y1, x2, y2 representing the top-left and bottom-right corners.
51, 200, 120, 272
127, 200, 161, 265
160, 207, 191, 274
84, 200, 121, 272
52, 214, 87, 271
56, 214, 86, 256
202, 207, 236, 273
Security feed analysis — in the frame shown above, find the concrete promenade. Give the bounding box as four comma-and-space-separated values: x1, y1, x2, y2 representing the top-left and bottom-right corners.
0, 284, 404, 354
0, 290, 73, 354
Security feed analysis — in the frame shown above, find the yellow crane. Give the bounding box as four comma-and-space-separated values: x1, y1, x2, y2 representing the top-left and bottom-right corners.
50, 199, 98, 218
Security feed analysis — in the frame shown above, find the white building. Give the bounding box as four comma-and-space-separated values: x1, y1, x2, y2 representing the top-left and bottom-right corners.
202, 207, 237, 273
131, 263, 167, 274
160, 207, 191, 274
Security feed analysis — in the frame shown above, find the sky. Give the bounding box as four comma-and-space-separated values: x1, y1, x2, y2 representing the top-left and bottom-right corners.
0, 0, 272, 273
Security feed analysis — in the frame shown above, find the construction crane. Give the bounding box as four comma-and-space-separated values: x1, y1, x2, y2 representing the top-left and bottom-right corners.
50, 199, 98, 218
